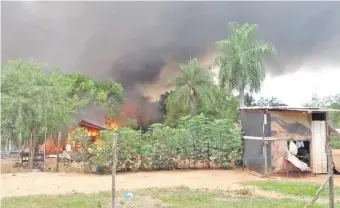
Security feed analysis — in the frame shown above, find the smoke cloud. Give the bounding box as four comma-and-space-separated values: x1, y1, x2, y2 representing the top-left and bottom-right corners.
2, 1, 340, 125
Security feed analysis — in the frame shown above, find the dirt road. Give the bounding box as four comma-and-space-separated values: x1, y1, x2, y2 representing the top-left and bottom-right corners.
1, 149, 339, 198
2, 168, 340, 198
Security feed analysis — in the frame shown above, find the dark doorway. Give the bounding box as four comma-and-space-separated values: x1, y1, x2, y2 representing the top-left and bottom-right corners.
311, 112, 326, 121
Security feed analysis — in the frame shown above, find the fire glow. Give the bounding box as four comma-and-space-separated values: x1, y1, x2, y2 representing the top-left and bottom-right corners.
104, 119, 119, 130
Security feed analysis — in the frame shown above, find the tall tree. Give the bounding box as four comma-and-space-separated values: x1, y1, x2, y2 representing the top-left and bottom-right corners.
215, 22, 276, 107
1, 60, 85, 168
256, 96, 287, 107
64, 73, 124, 117
305, 93, 340, 128
244, 93, 256, 107
167, 58, 214, 118
324, 93, 340, 128
303, 92, 324, 108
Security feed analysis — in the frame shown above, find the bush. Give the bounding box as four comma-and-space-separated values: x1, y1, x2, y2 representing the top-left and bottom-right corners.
331, 136, 340, 149
72, 114, 242, 172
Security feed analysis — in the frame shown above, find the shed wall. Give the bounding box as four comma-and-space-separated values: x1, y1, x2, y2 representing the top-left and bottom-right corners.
240, 110, 271, 137
243, 139, 272, 174
241, 110, 314, 175
269, 111, 310, 140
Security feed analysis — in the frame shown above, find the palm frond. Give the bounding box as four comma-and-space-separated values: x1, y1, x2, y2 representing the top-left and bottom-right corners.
215, 22, 276, 94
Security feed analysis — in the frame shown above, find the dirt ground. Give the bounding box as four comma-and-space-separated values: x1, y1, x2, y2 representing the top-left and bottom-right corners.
1, 149, 340, 199
1, 169, 339, 199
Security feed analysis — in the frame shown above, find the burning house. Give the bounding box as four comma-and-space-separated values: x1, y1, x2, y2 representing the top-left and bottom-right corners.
66, 104, 109, 151
240, 106, 340, 176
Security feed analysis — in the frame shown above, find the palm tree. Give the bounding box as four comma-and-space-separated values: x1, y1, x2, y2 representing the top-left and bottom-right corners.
168, 58, 214, 118
215, 22, 276, 107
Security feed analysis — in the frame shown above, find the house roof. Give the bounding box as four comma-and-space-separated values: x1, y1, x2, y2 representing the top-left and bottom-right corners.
239, 106, 340, 113
79, 120, 106, 130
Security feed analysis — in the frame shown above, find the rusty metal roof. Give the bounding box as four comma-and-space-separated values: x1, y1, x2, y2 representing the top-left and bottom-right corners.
79, 120, 106, 130
239, 106, 340, 112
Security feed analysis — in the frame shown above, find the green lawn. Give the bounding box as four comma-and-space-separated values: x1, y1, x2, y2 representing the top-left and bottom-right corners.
1, 187, 332, 208
246, 180, 340, 197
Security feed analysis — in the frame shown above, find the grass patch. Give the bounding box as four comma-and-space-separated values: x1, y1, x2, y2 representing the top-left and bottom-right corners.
246, 180, 340, 197
1, 187, 333, 208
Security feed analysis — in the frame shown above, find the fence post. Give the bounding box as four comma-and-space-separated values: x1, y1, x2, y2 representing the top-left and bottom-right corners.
327, 143, 334, 208
263, 112, 268, 175
56, 132, 61, 172
112, 133, 119, 208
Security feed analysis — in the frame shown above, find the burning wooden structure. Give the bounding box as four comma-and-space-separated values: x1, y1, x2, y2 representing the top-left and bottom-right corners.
240, 106, 340, 175
65, 103, 118, 150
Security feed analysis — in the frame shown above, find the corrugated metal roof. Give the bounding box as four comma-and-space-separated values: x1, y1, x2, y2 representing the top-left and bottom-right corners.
79, 120, 106, 130
239, 106, 340, 112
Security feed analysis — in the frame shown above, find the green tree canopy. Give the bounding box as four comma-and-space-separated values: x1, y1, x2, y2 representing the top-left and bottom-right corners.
256, 96, 287, 107
166, 58, 214, 118
64, 73, 124, 118
215, 22, 276, 107
1, 60, 88, 167
304, 92, 340, 128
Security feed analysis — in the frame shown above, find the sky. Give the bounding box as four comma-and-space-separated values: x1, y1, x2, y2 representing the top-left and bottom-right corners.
2, 1, 340, 107
254, 67, 340, 106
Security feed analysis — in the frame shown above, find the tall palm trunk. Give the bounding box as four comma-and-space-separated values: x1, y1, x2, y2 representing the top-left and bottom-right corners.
190, 88, 196, 118
239, 88, 245, 107
190, 97, 196, 118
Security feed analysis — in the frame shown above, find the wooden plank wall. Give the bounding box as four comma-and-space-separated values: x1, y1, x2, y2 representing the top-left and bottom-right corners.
311, 121, 327, 173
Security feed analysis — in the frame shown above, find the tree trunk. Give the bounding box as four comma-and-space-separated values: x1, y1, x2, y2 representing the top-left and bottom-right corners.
56, 132, 61, 172
190, 96, 196, 118
239, 88, 245, 107
28, 128, 36, 169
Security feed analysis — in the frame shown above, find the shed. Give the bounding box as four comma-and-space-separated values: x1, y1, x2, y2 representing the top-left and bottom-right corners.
239, 106, 340, 175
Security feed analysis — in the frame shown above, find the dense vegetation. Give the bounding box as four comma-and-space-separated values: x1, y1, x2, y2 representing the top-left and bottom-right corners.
71, 114, 242, 172
1, 21, 340, 173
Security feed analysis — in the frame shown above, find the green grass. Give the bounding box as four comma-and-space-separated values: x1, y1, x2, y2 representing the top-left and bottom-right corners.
246, 180, 340, 197
1, 187, 333, 208
2, 192, 112, 208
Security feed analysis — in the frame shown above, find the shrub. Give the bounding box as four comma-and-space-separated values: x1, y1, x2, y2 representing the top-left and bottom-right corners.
331, 136, 340, 149
73, 114, 242, 172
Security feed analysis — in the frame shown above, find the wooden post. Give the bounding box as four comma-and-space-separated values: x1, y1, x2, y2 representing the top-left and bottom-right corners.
56, 132, 61, 172
325, 112, 334, 208
327, 143, 334, 208
112, 133, 119, 208
263, 141, 268, 175
263, 112, 268, 175
304, 176, 331, 208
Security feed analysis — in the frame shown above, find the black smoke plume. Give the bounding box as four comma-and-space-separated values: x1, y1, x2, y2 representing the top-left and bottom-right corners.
2, 2, 340, 125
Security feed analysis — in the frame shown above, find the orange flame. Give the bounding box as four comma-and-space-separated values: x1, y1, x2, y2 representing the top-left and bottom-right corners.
104, 119, 119, 130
